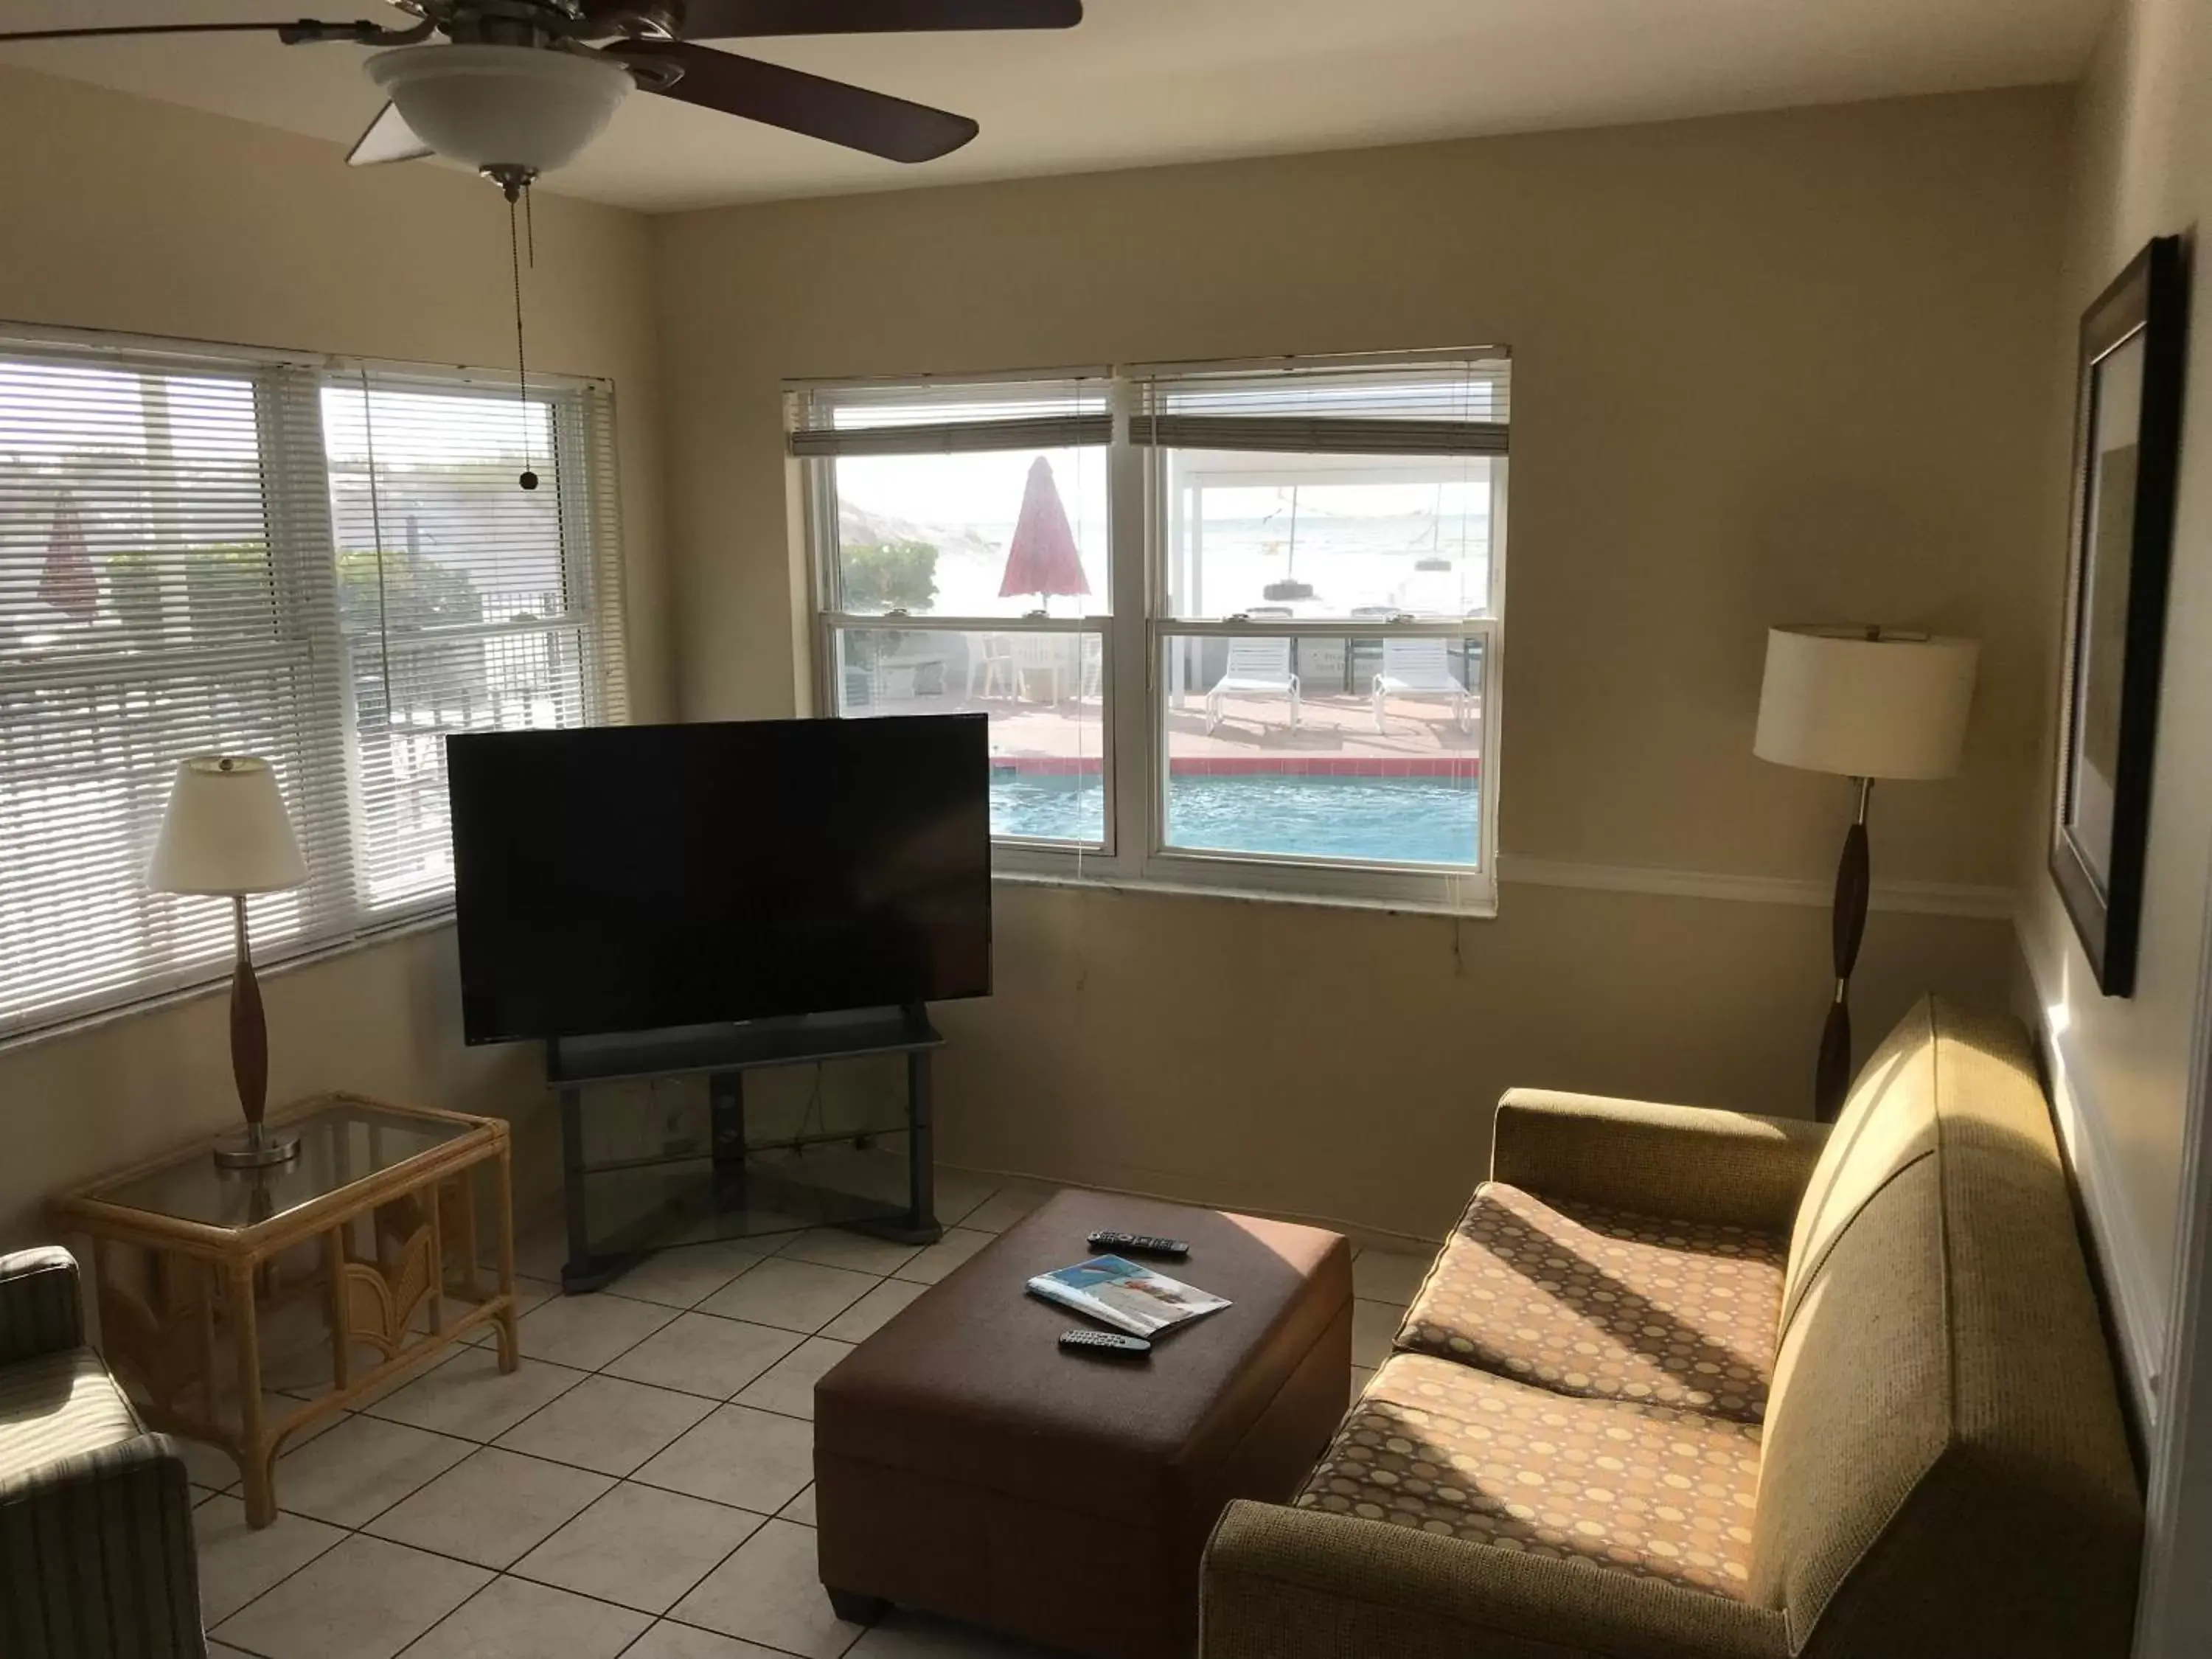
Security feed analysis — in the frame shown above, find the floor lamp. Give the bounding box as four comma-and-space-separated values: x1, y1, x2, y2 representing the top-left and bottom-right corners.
1754, 626, 1978, 1121
149, 756, 309, 1168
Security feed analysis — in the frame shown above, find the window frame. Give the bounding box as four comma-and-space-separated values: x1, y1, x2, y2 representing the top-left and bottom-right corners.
797, 351, 1509, 916
0, 322, 626, 1044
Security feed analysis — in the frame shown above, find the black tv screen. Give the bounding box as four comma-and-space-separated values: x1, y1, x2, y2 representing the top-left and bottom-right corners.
447, 715, 992, 1044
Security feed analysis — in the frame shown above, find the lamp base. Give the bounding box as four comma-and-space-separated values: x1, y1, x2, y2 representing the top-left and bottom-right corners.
212, 1123, 302, 1170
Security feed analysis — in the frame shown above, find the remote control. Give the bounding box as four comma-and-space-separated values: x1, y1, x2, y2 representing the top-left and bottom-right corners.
1059, 1329, 1152, 1359
1088, 1230, 1190, 1259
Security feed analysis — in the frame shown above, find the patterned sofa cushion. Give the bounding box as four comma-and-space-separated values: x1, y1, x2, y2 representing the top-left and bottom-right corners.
1395, 1183, 1786, 1423
1296, 1351, 1764, 1599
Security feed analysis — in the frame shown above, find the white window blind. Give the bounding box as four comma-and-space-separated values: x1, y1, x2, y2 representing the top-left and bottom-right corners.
0, 329, 625, 1042
323, 369, 627, 911
1130, 355, 1512, 455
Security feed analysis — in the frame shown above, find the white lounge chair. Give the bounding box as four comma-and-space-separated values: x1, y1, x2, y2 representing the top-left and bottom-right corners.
1207, 637, 1300, 734
1374, 638, 1472, 734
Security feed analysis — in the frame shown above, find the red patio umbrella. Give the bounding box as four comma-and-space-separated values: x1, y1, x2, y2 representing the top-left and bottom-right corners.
998, 456, 1091, 605
39, 493, 97, 620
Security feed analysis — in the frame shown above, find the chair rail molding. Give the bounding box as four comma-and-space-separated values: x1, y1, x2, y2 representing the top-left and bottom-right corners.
1498, 855, 2016, 920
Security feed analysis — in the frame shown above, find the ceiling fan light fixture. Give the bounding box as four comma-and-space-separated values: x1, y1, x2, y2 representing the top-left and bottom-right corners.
366, 44, 631, 178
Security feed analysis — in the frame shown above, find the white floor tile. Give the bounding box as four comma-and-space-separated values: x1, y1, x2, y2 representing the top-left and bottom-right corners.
1349, 1365, 1375, 1406
494, 1374, 716, 1477
636, 1403, 814, 1514
1351, 1300, 1405, 1371
272, 1413, 474, 1528
401, 1573, 651, 1659
929, 1169, 999, 1229
515, 1481, 765, 1615
959, 1185, 1052, 1234
610, 1242, 773, 1310
775, 1228, 922, 1276
849, 1607, 1067, 1656
460, 1273, 560, 1343
698, 1258, 878, 1334
192, 1495, 348, 1625
818, 1279, 928, 1343
891, 1229, 994, 1287
672, 1518, 868, 1658
364, 1346, 590, 1441
603, 1312, 804, 1399
175, 1435, 243, 1492
208, 1645, 258, 1659
1351, 1250, 1433, 1305
515, 1290, 677, 1370
778, 1484, 818, 1526
623, 1624, 794, 1659
212, 1533, 490, 1659
733, 1337, 853, 1422
365, 1446, 613, 1568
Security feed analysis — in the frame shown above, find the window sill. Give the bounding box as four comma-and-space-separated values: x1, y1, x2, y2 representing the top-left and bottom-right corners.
990, 866, 1498, 921
0, 908, 456, 1059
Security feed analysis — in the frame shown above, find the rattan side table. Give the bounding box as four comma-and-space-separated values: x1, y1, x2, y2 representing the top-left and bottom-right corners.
48, 1092, 519, 1527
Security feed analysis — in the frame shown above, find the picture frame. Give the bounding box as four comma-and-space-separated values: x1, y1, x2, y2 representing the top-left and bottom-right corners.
2051, 234, 2189, 997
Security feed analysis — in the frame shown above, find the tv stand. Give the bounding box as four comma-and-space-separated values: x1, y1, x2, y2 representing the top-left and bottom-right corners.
546, 1005, 944, 1293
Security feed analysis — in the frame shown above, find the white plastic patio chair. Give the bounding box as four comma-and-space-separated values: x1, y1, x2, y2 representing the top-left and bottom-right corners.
1374, 637, 1472, 734
1207, 637, 1300, 734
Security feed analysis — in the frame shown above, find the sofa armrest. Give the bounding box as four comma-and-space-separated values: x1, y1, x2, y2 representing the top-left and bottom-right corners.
1490, 1091, 1829, 1234
0, 1246, 85, 1366
1202, 1501, 1786, 1659
0, 1430, 206, 1658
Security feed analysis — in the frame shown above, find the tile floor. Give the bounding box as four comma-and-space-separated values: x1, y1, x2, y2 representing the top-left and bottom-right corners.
190, 1173, 1430, 1659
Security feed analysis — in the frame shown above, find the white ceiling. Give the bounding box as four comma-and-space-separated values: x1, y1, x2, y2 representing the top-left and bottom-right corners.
4, 0, 2110, 213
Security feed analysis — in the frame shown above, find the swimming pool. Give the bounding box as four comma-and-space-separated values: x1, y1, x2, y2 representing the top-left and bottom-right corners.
989, 770, 1479, 866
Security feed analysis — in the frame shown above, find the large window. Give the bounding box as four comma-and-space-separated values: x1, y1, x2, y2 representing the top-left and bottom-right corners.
0, 331, 625, 1040
796, 352, 1509, 912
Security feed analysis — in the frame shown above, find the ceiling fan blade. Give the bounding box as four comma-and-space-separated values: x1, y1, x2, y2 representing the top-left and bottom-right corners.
0, 18, 411, 45
666, 0, 1080, 37
608, 40, 978, 162
348, 101, 434, 167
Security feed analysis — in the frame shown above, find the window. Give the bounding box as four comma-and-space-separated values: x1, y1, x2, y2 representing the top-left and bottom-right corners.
0, 330, 625, 1040
795, 351, 1509, 912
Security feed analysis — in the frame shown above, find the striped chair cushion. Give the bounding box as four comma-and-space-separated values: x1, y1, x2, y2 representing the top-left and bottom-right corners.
0, 1349, 143, 1495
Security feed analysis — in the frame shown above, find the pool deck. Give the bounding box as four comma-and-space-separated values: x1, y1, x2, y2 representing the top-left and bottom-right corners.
867, 689, 1484, 776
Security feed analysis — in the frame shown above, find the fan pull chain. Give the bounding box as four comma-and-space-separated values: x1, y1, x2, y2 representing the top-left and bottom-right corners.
509, 189, 538, 492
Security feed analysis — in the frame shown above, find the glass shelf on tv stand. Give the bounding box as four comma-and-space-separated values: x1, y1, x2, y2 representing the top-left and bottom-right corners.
548, 1006, 944, 1294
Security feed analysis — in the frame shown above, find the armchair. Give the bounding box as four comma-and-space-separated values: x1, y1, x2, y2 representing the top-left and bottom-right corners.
0, 1246, 206, 1658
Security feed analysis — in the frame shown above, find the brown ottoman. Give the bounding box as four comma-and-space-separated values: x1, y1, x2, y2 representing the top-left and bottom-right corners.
814, 1189, 1352, 1658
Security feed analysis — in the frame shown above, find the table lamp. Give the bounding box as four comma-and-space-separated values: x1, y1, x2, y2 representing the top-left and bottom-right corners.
148, 756, 309, 1168
1754, 625, 1978, 1121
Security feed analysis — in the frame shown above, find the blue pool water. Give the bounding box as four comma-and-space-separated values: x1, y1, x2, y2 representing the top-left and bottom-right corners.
990, 771, 1478, 866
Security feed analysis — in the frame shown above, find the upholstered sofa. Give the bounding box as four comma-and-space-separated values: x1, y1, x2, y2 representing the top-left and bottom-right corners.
0, 1245, 206, 1658
1200, 995, 2142, 1658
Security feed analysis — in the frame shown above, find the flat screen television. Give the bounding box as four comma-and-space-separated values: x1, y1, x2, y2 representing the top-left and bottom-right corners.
446, 714, 992, 1044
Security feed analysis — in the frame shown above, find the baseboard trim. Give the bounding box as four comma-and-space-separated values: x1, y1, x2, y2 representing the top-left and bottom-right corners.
1500, 855, 2017, 919
2013, 913, 2168, 1428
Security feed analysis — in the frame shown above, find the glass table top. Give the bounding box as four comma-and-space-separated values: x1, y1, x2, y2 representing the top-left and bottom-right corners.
92, 1100, 476, 1230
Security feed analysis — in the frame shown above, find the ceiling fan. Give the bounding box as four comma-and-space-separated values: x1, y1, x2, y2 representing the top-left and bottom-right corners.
0, 1, 1085, 195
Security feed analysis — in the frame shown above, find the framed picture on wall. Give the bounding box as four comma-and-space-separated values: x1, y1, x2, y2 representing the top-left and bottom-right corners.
2051, 234, 2189, 998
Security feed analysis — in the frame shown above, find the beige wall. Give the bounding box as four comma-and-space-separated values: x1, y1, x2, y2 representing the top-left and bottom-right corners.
2014, 0, 2212, 1402
0, 68, 665, 1245
2015, 0, 2212, 1649
651, 88, 2064, 1237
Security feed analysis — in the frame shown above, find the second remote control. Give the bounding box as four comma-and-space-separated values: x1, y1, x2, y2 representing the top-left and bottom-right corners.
1089, 1230, 1190, 1259
1060, 1329, 1152, 1359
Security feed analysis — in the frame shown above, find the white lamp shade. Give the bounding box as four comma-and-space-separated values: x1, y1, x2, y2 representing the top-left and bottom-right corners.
1753, 626, 1980, 781
367, 44, 630, 175
147, 756, 307, 895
